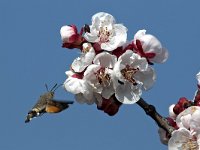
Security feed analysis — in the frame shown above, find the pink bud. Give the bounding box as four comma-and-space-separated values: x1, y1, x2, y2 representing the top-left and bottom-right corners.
60, 25, 78, 43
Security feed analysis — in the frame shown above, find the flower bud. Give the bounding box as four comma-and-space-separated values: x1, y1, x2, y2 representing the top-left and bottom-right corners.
169, 104, 176, 119
60, 25, 78, 43
134, 30, 168, 64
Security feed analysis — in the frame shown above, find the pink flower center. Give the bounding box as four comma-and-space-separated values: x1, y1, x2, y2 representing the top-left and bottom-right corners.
121, 65, 139, 85
98, 26, 111, 43
96, 68, 111, 87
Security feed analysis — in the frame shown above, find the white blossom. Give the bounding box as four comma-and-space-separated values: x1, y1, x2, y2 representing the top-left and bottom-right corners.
168, 128, 200, 150
63, 71, 95, 105
84, 12, 127, 51
176, 106, 200, 132
113, 50, 156, 104
83, 52, 117, 99
114, 50, 156, 90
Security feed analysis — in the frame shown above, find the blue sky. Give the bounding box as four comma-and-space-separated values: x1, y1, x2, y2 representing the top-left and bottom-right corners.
1, 0, 200, 150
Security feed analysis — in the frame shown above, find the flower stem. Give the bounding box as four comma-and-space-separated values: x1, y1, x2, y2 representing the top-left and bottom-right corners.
136, 98, 175, 135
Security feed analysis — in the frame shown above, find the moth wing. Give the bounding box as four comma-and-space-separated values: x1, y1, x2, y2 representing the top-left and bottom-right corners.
45, 100, 74, 113
52, 100, 74, 104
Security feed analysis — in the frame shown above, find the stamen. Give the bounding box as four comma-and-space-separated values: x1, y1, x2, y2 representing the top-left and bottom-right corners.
82, 44, 91, 53
182, 139, 199, 150
96, 68, 111, 87
121, 65, 139, 85
98, 26, 111, 43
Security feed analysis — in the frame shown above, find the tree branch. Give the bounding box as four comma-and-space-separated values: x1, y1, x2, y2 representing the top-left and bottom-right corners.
136, 98, 175, 135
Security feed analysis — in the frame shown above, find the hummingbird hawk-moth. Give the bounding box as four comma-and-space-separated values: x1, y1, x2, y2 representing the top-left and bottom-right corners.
25, 84, 74, 123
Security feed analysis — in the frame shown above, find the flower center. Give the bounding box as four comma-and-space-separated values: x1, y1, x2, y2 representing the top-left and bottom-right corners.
121, 65, 139, 85
181, 139, 199, 150
98, 26, 111, 43
82, 44, 92, 53
96, 68, 111, 87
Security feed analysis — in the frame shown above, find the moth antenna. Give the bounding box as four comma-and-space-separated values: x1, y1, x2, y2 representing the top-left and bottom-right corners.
45, 83, 49, 92
50, 83, 58, 92
52, 84, 63, 92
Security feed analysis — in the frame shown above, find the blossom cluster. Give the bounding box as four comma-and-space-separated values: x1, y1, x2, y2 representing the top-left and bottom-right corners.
159, 72, 200, 150
60, 12, 168, 115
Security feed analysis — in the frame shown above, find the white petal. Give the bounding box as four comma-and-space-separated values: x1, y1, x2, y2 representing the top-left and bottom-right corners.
63, 77, 84, 94
101, 24, 127, 51
65, 70, 74, 77
93, 52, 117, 68
115, 83, 142, 104
190, 109, 200, 131
117, 50, 148, 71
84, 64, 101, 84
152, 47, 169, 63
196, 72, 200, 85
141, 34, 162, 53
134, 29, 146, 41
113, 60, 126, 82
71, 45, 95, 72
83, 64, 103, 93
180, 114, 192, 129
134, 66, 156, 90
84, 32, 99, 43
64, 76, 94, 101
92, 12, 116, 25
71, 57, 84, 72
192, 109, 200, 123
101, 70, 116, 99
118, 50, 134, 65
130, 53, 148, 71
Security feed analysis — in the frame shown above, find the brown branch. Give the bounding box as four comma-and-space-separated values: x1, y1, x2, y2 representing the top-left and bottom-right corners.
136, 98, 175, 135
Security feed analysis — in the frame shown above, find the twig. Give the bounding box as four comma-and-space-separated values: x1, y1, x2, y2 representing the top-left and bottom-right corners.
136, 98, 175, 135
